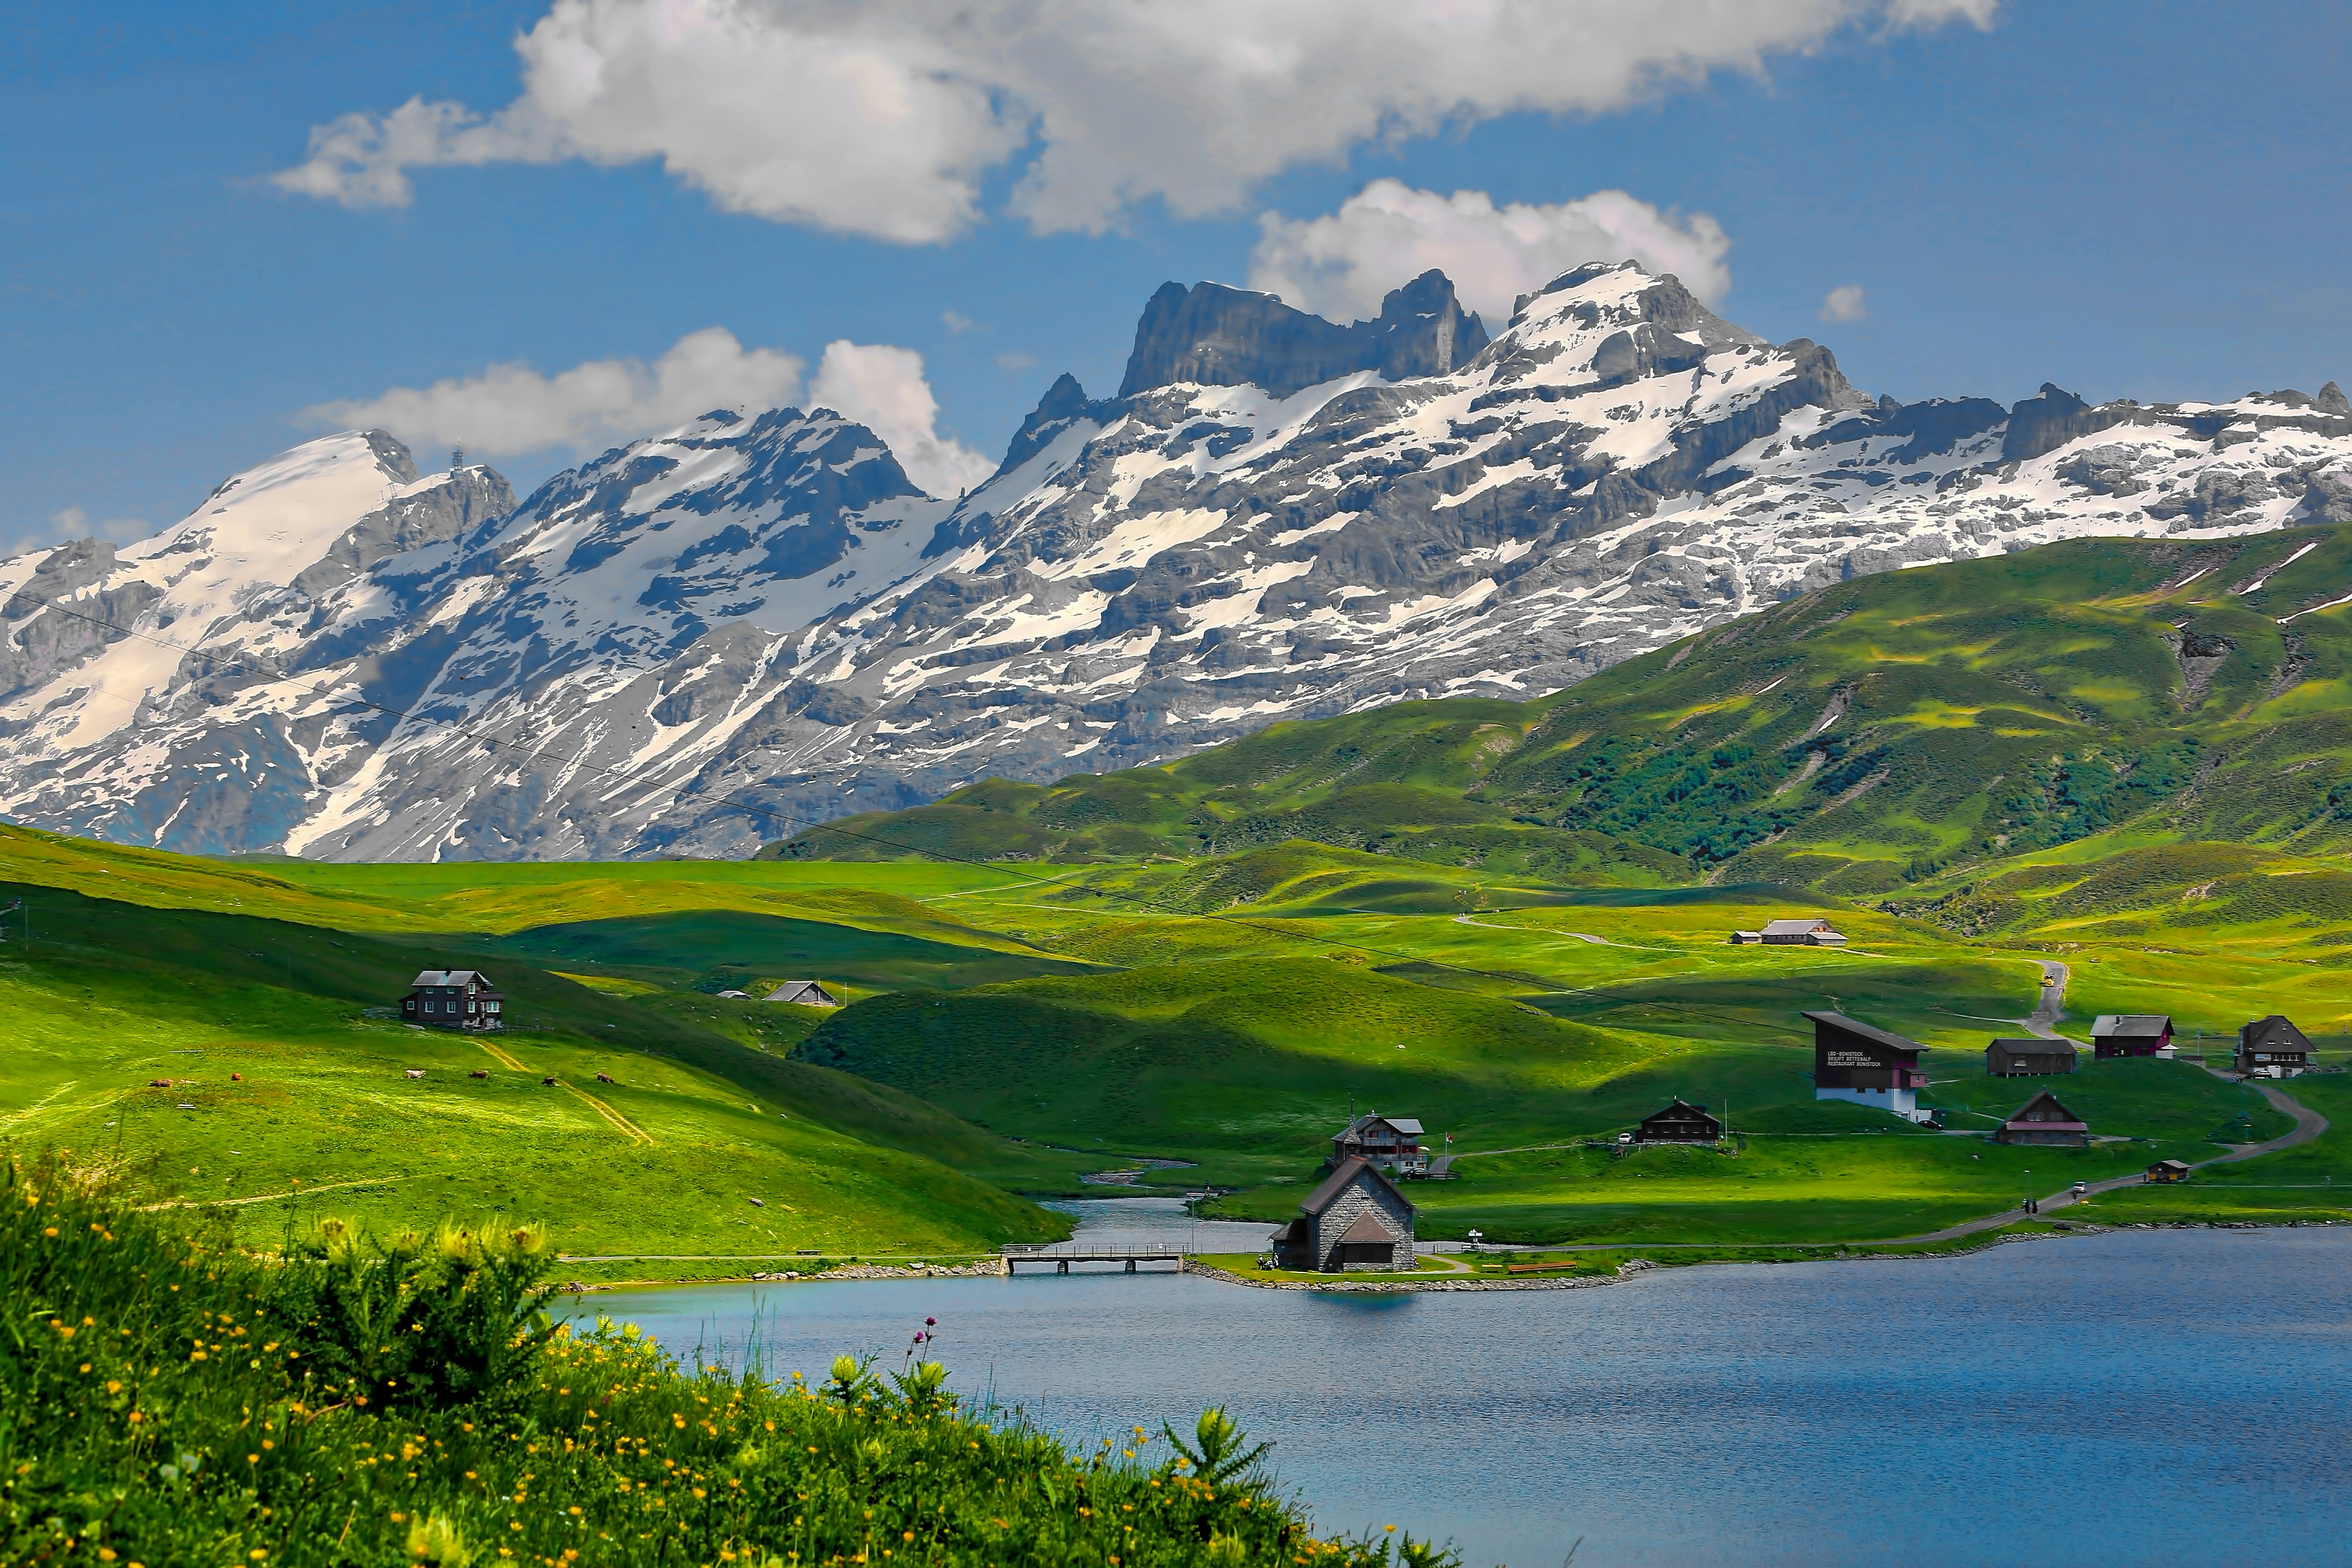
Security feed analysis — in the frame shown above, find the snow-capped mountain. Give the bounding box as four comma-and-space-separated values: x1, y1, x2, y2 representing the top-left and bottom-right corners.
6, 261, 2351, 859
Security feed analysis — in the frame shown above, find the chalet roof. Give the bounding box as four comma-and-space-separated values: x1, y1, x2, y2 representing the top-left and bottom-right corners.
1266, 1220, 1298, 1244
2001, 1090, 2087, 1128
2092, 1014, 2173, 1038
1642, 1098, 1715, 1120
2242, 1015, 2312, 1050
1988, 1037, 2075, 1054
1804, 1011, 1924, 1056
1340, 1114, 1425, 1138
1339, 1210, 1401, 1244
411, 970, 488, 988
1762, 918, 1837, 936
1299, 1156, 1414, 1219
2149, 1159, 2193, 1174
765, 980, 838, 1003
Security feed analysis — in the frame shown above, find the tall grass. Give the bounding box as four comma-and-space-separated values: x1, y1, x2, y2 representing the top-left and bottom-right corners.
1, 1153, 1457, 1566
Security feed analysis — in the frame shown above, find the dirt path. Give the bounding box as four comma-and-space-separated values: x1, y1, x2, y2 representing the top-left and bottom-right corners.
1451, 913, 1611, 944
2027, 960, 2070, 1038
478, 1039, 655, 1145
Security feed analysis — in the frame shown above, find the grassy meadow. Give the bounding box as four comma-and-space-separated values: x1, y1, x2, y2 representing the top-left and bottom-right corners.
8, 528, 2352, 1263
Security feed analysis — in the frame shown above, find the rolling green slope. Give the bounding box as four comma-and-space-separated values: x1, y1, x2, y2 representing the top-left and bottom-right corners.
776, 525, 2352, 940
0, 848, 1082, 1261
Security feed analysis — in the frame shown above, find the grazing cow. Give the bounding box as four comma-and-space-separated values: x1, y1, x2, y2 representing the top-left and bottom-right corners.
541, 1077, 557, 1087
468, 1069, 489, 1079
149, 1078, 172, 1087
596, 1073, 615, 1084
404, 1069, 425, 1079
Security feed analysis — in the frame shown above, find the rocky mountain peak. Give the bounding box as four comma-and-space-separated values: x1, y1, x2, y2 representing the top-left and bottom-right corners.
1116, 270, 1488, 399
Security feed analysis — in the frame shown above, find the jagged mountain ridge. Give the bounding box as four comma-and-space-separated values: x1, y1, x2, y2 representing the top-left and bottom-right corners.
4, 262, 2351, 859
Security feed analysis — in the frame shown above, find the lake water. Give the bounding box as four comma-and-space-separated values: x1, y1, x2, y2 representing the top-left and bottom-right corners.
573, 1204, 2352, 1566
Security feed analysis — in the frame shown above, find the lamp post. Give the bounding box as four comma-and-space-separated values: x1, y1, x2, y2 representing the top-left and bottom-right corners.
1466, 1228, 1483, 1254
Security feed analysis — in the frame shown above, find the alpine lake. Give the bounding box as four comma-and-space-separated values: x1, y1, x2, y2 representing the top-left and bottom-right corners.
566, 1199, 2352, 1566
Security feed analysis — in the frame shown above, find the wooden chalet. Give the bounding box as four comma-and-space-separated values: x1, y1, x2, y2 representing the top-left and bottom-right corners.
401, 970, 503, 1032
2091, 1014, 2173, 1058
1993, 1090, 2089, 1148
1635, 1100, 1722, 1143
1330, 1114, 1428, 1173
1269, 1156, 1416, 1272
2145, 1158, 2192, 1184
2237, 1016, 2313, 1077
1805, 1011, 1931, 1123
1986, 1037, 2077, 1077
1762, 918, 1846, 947
765, 980, 842, 1007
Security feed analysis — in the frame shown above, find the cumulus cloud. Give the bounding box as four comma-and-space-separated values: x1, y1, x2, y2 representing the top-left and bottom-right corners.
810, 341, 996, 497
296, 328, 807, 458
1820, 283, 1869, 322
276, 0, 1998, 243
1249, 179, 1731, 325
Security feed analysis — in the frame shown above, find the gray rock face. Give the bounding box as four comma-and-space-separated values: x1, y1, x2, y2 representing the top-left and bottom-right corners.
1118, 271, 1488, 398
5, 260, 2351, 860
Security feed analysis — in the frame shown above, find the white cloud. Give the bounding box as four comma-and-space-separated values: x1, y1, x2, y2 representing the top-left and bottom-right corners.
941, 311, 978, 334
810, 341, 996, 496
296, 328, 806, 457
1249, 180, 1731, 325
10, 505, 154, 555
1820, 283, 1869, 322
276, 0, 1998, 243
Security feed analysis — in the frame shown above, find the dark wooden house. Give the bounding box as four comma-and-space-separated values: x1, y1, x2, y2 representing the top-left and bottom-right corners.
765, 980, 842, 1007
2145, 1158, 2192, 1183
1993, 1090, 2089, 1147
1636, 1100, 1722, 1143
2237, 1016, 2313, 1076
1806, 1011, 1931, 1123
1329, 1114, 1428, 1173
1269, 1157, 1416, 1272
401, 969, 503, 1031
2091, 1014, 2173, 1058
1986, 1037, 2077, 1077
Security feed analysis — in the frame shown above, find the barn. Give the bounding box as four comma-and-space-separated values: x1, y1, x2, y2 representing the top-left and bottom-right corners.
1993, 1090, 2089, 1148
2146, 1158, 2192, 1183
1761, 918, 1847, 947
1806, 1011, 1932, 1123
2092, 1015, 2173, 1058
1636, 1100, 1722, 1143
1986, 1038, 2078, 1077
766, 980, 842, 1007
1268, 1157, 1416, 1272
2237, 1016, 2314, 1077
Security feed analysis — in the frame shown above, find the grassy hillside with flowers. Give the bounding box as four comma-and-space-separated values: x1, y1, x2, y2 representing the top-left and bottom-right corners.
0, 1154, 1459, 1567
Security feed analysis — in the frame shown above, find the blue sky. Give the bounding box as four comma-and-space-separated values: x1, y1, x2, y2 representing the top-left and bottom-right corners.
5, 0, 2349, 551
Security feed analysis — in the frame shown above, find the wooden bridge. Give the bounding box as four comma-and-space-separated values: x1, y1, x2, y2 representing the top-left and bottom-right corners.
1001, 1245, 1192, 1275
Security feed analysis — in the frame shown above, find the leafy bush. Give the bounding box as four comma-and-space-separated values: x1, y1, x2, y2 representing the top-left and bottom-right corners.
2, 1154, 1458, 1567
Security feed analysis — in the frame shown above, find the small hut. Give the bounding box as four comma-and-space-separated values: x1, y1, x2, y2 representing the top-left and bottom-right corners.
1762, 918, 1846, 947
1986, 1038, 2078, 1077
1268, 1157, 1416, 1272
765, 980, 842, 1007
2091, 1015, 2173, 1058
2145, 1158, 2192, 1184
1993, 1090, 2089, 1148
1635, 1100, 1722, 1143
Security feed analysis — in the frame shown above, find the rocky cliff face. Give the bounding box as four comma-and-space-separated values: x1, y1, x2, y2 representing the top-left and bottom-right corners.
5, 261, 2350, 859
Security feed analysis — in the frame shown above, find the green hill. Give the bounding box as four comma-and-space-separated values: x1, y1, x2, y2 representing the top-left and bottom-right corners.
775, 525, 2352, 939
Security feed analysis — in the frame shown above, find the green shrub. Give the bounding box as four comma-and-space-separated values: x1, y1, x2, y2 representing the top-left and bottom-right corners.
1, 1154, 1458, 1567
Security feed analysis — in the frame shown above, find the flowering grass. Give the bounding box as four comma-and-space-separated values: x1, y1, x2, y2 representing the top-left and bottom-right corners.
2, 1154, 1458, 1567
